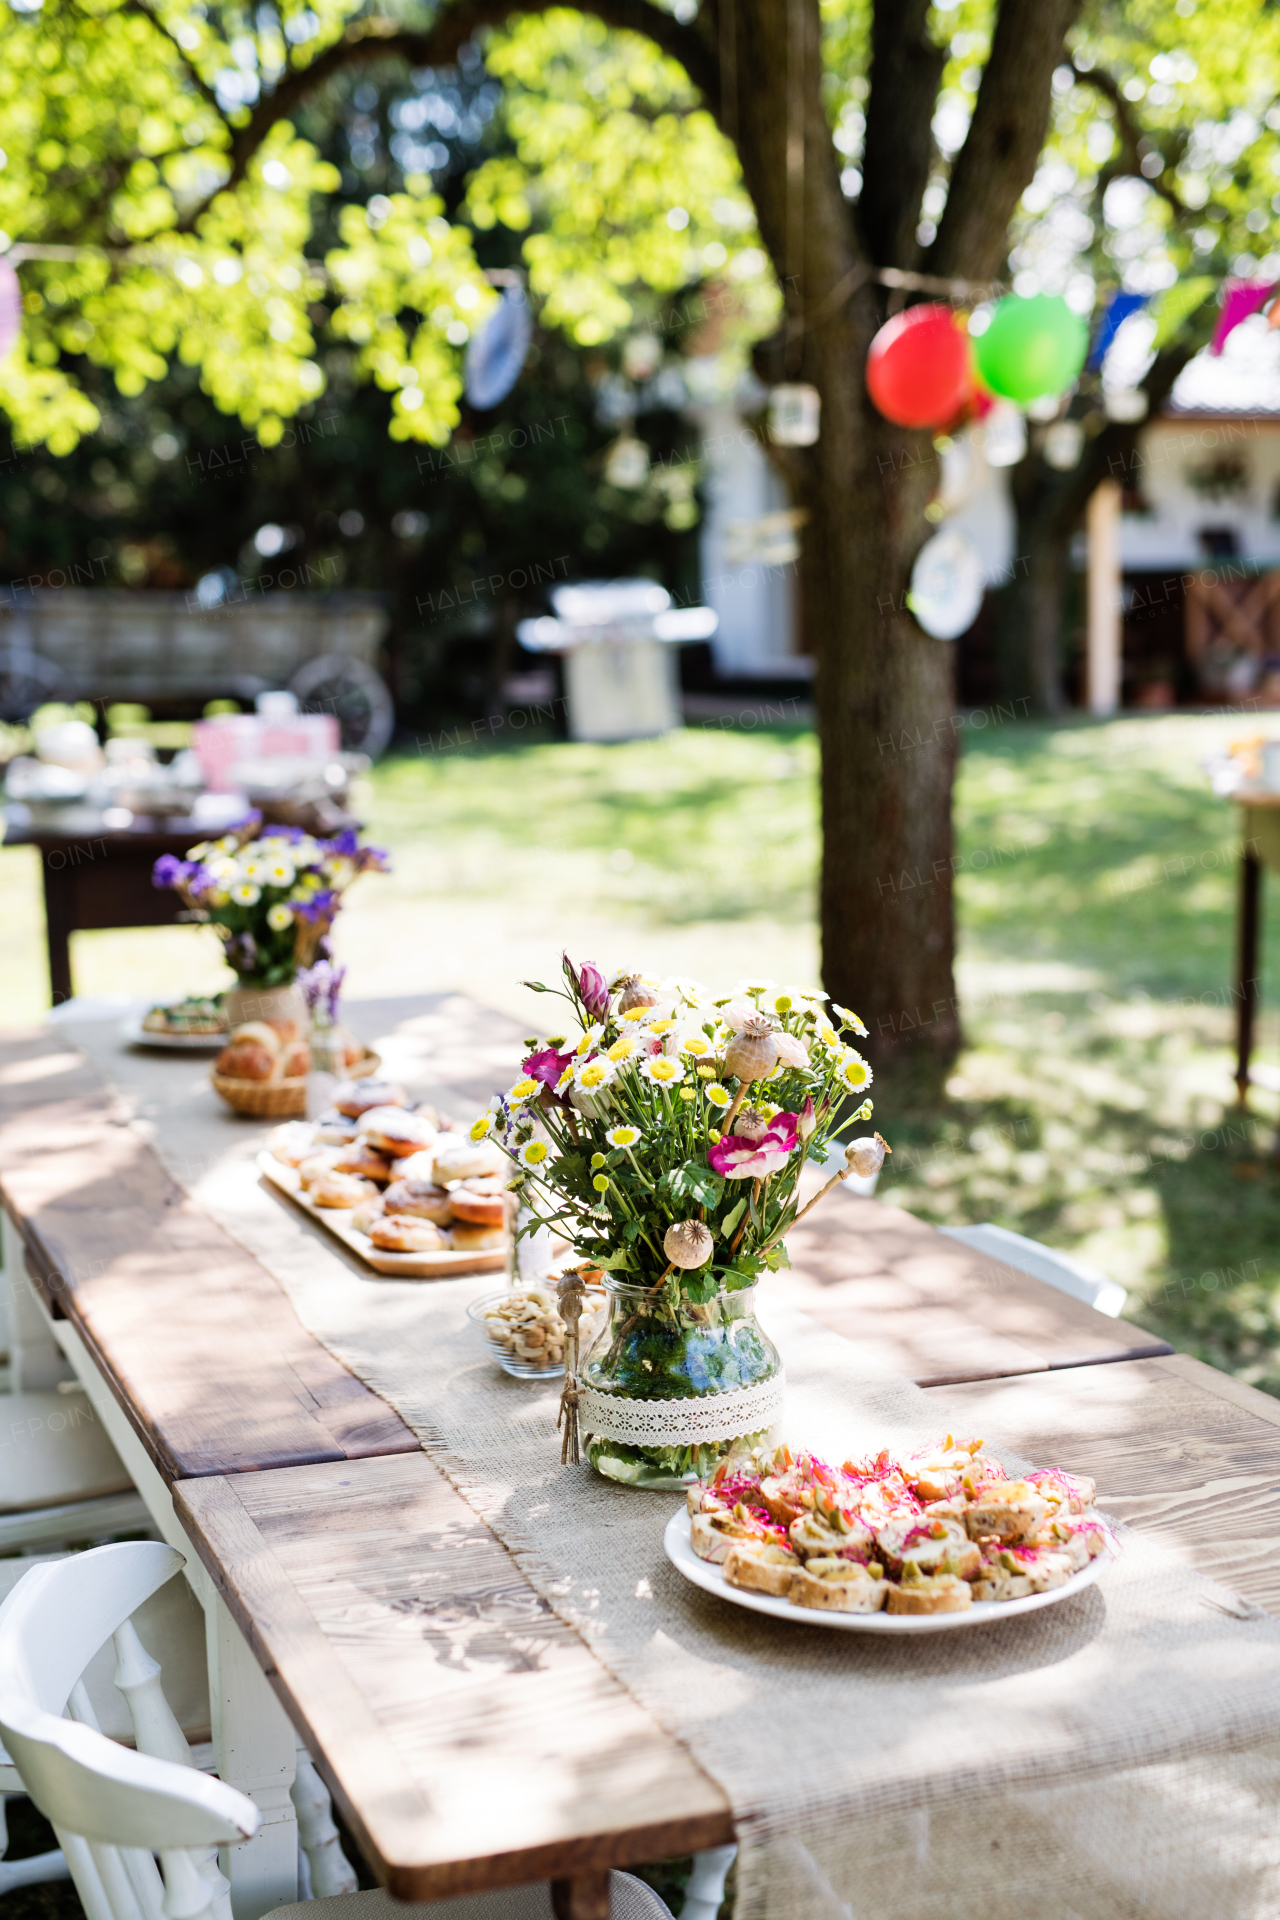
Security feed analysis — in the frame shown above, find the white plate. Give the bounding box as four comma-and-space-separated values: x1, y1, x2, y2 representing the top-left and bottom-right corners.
663, 1508, 1115, 1634
121, 1017, 228, 1052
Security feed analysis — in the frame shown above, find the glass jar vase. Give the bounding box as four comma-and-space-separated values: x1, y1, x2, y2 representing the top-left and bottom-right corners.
577, 1275, 784, 1491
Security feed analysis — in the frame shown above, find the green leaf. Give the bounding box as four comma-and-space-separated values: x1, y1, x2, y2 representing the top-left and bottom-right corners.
592, 1248, 637, 1272
719, 1196, 747, 1239
664, 1159, 724, 1208
764, 1243, 791, 1271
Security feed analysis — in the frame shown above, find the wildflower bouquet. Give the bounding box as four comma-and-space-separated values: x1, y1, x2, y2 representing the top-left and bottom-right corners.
153, 818, 388, 988
472, 954, 888, 1489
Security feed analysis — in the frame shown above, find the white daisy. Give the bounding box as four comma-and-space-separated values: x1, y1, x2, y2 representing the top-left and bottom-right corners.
833, 1003, 869, 1037
263, 858, 297, 889
519, 1139, 550, 1168
470, 1113, 495, 1141
574, 1024, 605, 1056
507, 1076, 541, 1101
575, 1056, 619, 1093
266, 903, 294, 931
229, 881, 261, 906
605, 1124, 642, 1149
640, 1055, 685, 1088
704, 1082, 732, 1109
838, 1050, 873, 1093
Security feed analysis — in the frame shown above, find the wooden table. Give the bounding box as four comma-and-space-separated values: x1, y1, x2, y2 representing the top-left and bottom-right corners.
2, 1008, 1276, 1920
3, 808, 196, 1007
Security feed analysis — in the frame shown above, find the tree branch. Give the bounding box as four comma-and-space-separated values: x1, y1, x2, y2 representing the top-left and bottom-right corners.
1070, 60, 1189, 218
859, 0, 945, 270
112, 0, 227, 120
210, 0, 719, 205
926, 0, 1082, 281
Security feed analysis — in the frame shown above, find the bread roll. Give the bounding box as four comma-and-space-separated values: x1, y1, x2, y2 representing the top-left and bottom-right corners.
723, 1543, 800, 1597
334, 1080, 407, 1118
369, 1214, 446, 1253
266, 1017, 300, 1046
268, 1122, 316, 1167
790, 1557, 888, 1614
449, 1178, 505, 1227
885, 1573, 972, 1614
216, 1039, 276, 1081
446, 1223, 505, 1253
280, 1041, 310, 1079
381, 1178, 453, 1224
434, 1140, 505, 1185
333, 1144, 394, 1184
309, 1172, 378, 1209
358, 1107, 437, 1155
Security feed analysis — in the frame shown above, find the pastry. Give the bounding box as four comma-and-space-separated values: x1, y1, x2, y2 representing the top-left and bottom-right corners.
333, 1144, 394, 1184
433, 1140, 505, 1185
446, 1222, 506, 1253
691, 1505, 779, 1564
381, 1178, 453, 1224
723, 1542, 801, 1597
280, 1040, 311, 1079
216, 1034, 278, 1080
448, 1177, 506, 1228
309, 1171, 378, 1209
313, 1118, 359, 1145
789, 1510, 875, 1563
350, 1196, 387, 1234
333, 1080, 407, 1118
369, 1214, 446, 1253
265, 1016, 300, 1046
387, 1148, 437, 1182
143, 996, 227, 1036
885, 1572, 972, 1615
269, 1122, 318, 1167
358, 1107, 438, 1155
875, 1513, 980, 1581
790, 1557, 887, 1613
297, 1151, 344, 1189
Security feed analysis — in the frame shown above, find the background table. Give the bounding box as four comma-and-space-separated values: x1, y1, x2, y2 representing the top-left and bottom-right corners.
3, 810, 194, 1006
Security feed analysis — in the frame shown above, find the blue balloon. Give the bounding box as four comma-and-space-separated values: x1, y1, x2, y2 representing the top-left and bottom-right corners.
1087, 290, 1148, 372
464, 286, 532, 409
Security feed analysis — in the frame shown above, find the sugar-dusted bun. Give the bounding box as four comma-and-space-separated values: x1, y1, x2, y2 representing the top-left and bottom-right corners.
309, 1172, 379, 1209
333, 1079, 407, 1118
216, 1040, 276, 1081
381, 1178, 454, 1224
449, 1177, 505, 1228
313, 1118, 358, 1145
387, 1148, 437, 1182
433, 1140, 505, 1186
446, 1222, 506, 1253
333, 1144, 394, 1184
370, 1214, 446, 1253
281, 1040, 311, 1079
297, 1151, 344, 1190
358, 1107, 437, 1155
268, 1122, 316, 1167
350, 1196, 387, 1234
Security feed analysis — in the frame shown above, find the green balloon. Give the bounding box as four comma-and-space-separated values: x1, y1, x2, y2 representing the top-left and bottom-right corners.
974, 294, 1088, 404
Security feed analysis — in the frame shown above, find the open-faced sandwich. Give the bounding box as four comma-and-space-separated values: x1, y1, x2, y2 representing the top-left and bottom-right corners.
685, 1437, 1107, 1617
142, 996, 228, 1036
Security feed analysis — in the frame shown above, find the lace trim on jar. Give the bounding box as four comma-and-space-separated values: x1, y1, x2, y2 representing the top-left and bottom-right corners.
577, 1371, 785, 1448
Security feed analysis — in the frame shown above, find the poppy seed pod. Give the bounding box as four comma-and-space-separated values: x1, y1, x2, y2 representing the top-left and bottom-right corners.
731, 1107, 772, 1143
723, 1017, 779, 1085
663, 1219, 714, 1269
846, 1132, 890, 1178
617, 974, 660, 1013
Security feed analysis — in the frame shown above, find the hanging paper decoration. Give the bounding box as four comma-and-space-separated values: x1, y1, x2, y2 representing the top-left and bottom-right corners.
603, 434, 650, 489
972, 295, 1088, 405
1043, 419, 1085, 471
865, 303, 973, 430
978, 399, 1027, 468
464, 285, 532, 410
907, 527, 985, 641
0, 259, 21, 363
768, 383, 821, 446
1148, 277, 1215, 351
1211, 278, 1278, 355
1087, 291, 1149, 372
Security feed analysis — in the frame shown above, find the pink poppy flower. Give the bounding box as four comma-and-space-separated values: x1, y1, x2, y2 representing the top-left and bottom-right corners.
523, 1046, 575, 1104
566, 954, 610, 1021
709, 1110, 800, 1179
774, 1031, 810, 1069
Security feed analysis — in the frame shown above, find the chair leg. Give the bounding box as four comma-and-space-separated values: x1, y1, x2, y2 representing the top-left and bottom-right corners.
678, 1845, 737, 1920
0, 1797, 72, 1895
289, 1743, 357, 1899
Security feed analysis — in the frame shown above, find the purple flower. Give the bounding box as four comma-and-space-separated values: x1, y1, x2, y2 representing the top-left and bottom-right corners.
184, 862, 214, 896
298, 959, 346, 1021
565, 954, 609, 1021
294, 888, 336, 923
152, 854, 188, 891
523, 1046, 575, 1105
709, 1111, 799, 1180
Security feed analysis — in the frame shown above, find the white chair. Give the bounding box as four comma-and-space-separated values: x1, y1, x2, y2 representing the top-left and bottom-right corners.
0, 1543, 707, 1920
938, 1223, 1127, 1317
0, 1213, 150, 1552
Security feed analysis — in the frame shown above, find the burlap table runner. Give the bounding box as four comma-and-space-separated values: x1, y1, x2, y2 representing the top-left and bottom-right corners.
63, 1003, 1280, 1920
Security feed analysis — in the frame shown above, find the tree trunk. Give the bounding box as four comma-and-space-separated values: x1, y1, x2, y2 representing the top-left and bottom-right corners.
997, 512, 1071, 714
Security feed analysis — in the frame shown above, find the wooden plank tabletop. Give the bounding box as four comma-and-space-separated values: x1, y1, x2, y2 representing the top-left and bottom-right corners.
173, 1450, 733, 1898
923, 1353, 1280, 1615
781, 1189, 1172, 1385
0, 1032, 417, 1482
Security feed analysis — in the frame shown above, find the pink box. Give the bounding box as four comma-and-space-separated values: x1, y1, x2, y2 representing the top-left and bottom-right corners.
193, 714, 340, 791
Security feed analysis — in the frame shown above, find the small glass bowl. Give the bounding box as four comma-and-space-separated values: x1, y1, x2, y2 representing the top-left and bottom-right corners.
467, 1288, 568, 1380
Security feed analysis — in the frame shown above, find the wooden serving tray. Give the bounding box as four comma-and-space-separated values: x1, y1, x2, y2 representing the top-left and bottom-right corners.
258, 1152, 508, 1280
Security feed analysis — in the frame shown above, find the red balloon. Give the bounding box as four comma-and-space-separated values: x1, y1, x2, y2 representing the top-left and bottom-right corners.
865, 304, 974, 430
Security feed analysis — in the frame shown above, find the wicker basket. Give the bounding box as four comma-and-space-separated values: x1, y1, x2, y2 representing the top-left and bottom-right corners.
212, 1048, 381, 1120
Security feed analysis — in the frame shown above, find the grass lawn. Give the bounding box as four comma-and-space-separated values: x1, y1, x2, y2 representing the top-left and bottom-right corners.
4, 709, 1280, 1387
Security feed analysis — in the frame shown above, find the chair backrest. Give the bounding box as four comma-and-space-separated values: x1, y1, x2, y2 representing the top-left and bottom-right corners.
0, 1542, 259, 1920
